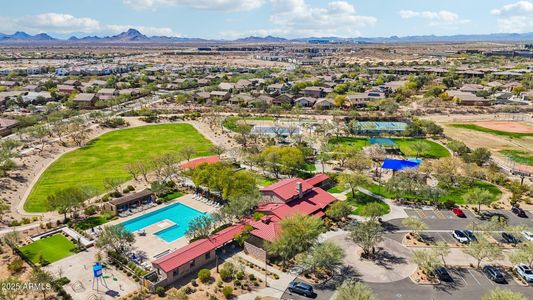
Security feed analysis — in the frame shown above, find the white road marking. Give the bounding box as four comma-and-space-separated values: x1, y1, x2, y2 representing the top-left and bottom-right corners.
467, 269, 481, 286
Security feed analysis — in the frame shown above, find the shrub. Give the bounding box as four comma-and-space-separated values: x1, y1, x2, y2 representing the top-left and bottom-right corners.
248, 274, 256, 281
222, 286, 233, 299
197, 268, 211, 283
84, 206, 97, 216
191, 279, 198, 287
155, 286, 166, 297
8, 258, 24, 273
236, 271, 244, 280
220, 262, 235, 281
128, 185, 135, 191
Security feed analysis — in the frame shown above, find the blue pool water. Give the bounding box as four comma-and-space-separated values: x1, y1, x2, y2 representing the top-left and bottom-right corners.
122, 202, 205, 242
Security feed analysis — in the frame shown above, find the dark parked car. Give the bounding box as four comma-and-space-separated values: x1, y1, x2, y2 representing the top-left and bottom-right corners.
501, 232, 520, 244
464, 230, 477, 243
434, 267, 453, 282
480, 212, 508, 222
512, 207, 527, 218
288, 281, 315, 298
483, 265, 506, 283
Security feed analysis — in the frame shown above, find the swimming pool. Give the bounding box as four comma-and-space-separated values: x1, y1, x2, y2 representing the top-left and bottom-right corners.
122, 202, 205, 242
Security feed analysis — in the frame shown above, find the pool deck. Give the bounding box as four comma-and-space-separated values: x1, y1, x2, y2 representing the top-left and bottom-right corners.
107, 194, 218, 260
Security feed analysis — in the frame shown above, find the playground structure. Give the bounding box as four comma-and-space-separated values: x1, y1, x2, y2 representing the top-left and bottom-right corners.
92, 262, 109, 292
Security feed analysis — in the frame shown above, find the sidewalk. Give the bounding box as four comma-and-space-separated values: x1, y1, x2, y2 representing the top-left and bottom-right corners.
232, 252, 296, 300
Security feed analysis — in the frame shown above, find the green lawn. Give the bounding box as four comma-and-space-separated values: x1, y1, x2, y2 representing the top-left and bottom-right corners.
74, 214, 111, 230
345, 192, 390, 216
327, 184, 346, 194
26, 124, 213, 212
161, 191, 184, 202
303, 162, 317, 172
328, 137, 450, 158
451, 124, 533, 138
20, 234, 78, 264
257, 176, 277, 187
223, 116, 274, 132
365, 180, 501, 205
500, 150, 533, 166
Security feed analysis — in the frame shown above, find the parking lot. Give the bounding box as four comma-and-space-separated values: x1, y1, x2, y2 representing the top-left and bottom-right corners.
368, 268, 531, 300
280, 278, 338, 300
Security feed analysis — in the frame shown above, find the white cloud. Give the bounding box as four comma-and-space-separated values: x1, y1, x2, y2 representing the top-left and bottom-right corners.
398, 10, 468, 27
267, 0, 376, 37
491, 1, 533, 32
0, 13, 181, 37
491, 1, 533, 15
123, 0, 265, 11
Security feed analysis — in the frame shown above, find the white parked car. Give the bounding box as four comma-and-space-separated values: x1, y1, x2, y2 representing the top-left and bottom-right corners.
453, 230, 469, 244
522, 231, 533, 242
515, 264, 533, 282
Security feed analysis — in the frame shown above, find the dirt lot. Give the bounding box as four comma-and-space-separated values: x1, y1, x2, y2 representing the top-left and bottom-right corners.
473, 121, 533, 133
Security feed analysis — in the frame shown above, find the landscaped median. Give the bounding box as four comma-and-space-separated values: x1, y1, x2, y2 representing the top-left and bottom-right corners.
25, 124, 213, 212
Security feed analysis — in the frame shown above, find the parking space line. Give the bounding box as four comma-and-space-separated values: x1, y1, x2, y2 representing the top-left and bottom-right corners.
436, 232, 447, 243
458, 271, 468, 286
481, 272, 495, 286
467, 269, 481, 286
434, 209, 446, 219
415, 209, 426, 218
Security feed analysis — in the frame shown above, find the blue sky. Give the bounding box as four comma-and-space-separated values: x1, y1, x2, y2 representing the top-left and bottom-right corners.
1, 0, 533, 39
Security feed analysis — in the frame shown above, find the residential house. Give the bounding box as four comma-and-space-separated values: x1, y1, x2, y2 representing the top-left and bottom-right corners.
447, 90, 492, 106
272, 94, 293, 106
96, 88, 119, 100
0, 118, 18, 136
314, 98, 335, 110
73, 93, 98, 108
22, 92, 52, 103
294, 97, 316, 108
218, 82, 234, 92
303, 86, 327, 98
57, 85, 79, 94
21, 85, 41, 92
235, 79, 253, 91
209, 91, 231, 102
266, 83, 288, 95
460, 84, 485, 93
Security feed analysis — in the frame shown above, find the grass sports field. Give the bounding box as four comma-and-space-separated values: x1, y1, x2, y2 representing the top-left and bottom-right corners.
329, 137, 450, 158
500, 150, 533, 166
20, 234, 78, 264
25, 124, 213, 212
451, 124, 533, 138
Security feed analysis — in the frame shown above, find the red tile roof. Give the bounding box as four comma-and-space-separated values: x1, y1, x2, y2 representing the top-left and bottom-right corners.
305, 173, 330, 187
261, 178, 313, 202
252, 186, 336, 241
179, 155, 220, 170
152, 223, 244, 273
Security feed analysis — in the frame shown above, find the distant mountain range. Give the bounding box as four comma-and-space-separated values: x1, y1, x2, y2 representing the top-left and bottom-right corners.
1, 28, 533, 44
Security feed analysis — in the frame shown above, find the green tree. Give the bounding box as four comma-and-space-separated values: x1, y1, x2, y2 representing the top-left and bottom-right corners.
360, 202, 388, 221
412, 249, 441, 275
433, 241, 451, 267
467, 148, 491, 166
482, 288, 527, 300
29, 269, 54, 300
325, 201, 352, 221
335, 280, 377, 300
96, 224, 135, 256
402, 217, 427, 241
464, 188, 494, 213
350, 220, 384, 259
508, 241, 533, 268
47, 186, 91, 221
296, 241, 345, 276
179, 145, 196, 162
409, 141, 430, 158
185, 214, 214, 240
266, 214, 324, 266
0, 140, 20, 177
464, 236, 503, 268
0, 277, 25, 300
338, 172, 370, 198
